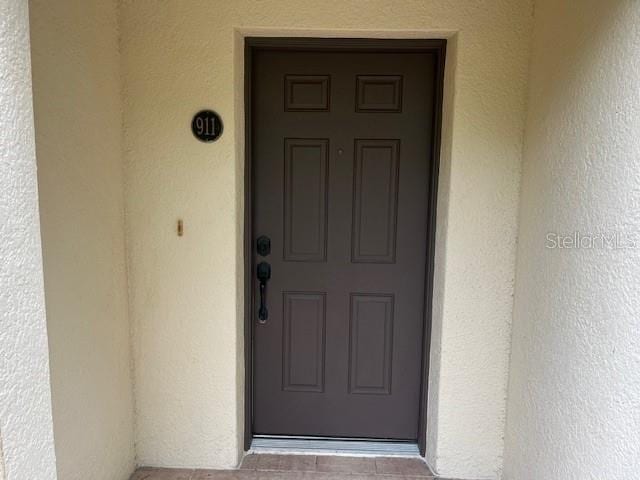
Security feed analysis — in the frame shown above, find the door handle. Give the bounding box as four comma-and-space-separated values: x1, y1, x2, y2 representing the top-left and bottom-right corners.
257, 261, 271, 323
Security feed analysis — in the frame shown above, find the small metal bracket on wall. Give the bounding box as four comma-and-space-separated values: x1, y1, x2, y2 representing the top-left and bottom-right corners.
177, 219, 184, 237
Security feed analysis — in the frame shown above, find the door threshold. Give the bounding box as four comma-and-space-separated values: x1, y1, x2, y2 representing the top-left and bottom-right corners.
249, 436, 420, 457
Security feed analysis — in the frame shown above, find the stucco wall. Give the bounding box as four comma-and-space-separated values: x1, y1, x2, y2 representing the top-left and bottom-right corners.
0, 0, 58, 479
120, 2, 533, 478
28, 1, 136, 479
0, 436, 4, 480
503, 1, 640, 479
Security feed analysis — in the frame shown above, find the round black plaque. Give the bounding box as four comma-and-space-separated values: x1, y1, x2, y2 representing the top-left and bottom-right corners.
191, 110, 223, 142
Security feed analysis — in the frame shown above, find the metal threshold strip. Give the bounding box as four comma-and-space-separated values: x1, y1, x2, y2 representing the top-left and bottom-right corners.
250, 436, 420, 457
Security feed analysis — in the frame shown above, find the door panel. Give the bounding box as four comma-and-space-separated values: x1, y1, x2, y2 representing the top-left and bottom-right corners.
282, 292, 326, 392
352, 139, 400, 263
283, 138, 329, 262
252, 50, 436, 440
348, 294, 394, 395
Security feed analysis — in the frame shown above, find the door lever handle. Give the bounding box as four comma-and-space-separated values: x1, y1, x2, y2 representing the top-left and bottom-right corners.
257, 261, 271, 323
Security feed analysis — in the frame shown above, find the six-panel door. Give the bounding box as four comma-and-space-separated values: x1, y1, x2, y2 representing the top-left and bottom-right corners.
252, 50, 436, 440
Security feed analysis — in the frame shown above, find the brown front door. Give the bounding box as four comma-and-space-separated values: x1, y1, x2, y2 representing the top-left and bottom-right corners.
252, 47, 437, 440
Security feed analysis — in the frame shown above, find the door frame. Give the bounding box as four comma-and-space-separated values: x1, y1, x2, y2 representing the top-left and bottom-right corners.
243, 37, 447, 456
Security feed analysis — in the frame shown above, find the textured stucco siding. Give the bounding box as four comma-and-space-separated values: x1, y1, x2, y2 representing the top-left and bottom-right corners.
503, 1, 640, 479
0, 0, 58, 479
121, 2, 533, 478
29, 0, 136, 479
0, 437, 4, 480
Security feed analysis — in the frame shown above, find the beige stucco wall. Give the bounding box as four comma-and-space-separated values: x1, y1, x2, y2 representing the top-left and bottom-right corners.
29, 1, 136, 479
0, 436, 4, 480
0, 0, 58, 479
503, 1, 640, 479
121, 2, 533, 478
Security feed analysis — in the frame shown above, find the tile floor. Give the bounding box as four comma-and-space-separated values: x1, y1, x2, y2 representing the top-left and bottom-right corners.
130, 454, 449, 480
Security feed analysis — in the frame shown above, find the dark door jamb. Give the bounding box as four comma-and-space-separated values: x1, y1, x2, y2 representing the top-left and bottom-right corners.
243, 37, 447, 457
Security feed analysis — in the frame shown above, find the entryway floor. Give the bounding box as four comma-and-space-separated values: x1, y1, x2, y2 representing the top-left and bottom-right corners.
130, 454, 447, 479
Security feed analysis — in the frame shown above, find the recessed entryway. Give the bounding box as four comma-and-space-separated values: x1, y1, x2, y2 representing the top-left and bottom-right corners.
245, 38, 445, 453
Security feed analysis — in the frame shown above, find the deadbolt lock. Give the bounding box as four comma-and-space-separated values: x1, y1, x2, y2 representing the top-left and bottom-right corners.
257, 235, 271, 256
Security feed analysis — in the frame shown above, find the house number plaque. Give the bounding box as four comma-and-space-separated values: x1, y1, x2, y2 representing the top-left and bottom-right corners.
192, 110, 223, 142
